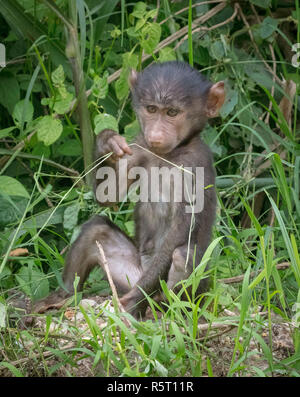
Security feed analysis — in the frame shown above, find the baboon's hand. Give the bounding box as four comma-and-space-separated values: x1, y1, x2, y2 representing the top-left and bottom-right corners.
107, 134, 132, 158
96, 130, 133, 161
120, 289, 147, 320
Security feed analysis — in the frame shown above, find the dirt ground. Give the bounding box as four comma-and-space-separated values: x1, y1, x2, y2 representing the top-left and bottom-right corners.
1, 294, 296, 377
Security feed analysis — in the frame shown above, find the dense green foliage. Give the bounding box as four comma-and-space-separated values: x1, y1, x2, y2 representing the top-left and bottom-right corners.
0, 0, 299, 377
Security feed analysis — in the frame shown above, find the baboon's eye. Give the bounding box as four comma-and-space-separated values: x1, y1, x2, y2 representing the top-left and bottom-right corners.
167, 108, 179, 117
146, 105, 158, 113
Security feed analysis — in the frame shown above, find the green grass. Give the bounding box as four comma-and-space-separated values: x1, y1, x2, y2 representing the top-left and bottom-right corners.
0, 0, 299, 378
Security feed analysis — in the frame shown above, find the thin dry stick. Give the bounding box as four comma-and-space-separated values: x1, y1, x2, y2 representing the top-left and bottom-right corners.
16, 157, 54, 208
95, 240, 131, 327
0, 141, 82, 180
0, 3, 226, 171
0, 130, 36, 169
197, 325, 235, 342
224, 308, 268, 318
253, 143, 285, 177
250, 2, 277, 125
218, 262, 290, 284
253, 77, 296, 177
175, 2, 238, 50
264, 43, 276, 124
153, 0, 160, 23
78, 2, 227, 104
197, 311, 268, 332
0, 342, 75, 370
237, 3, 282, 86
160, 0, 226, 25
277, 79, 297, 128
198, 321, 234, 331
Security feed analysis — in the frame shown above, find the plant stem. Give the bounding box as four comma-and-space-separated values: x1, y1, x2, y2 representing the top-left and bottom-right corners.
65, 0, 94, 187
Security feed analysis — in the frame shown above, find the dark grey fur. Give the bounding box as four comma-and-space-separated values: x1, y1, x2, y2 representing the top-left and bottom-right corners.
34, 61, 218, 318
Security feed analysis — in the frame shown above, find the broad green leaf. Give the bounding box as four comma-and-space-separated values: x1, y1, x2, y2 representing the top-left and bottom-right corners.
57, 84, 68, 98
0, 196, 28, 227
57, 139, 82, 157
124, 119, 140, 142
53, 92, 74, 114
259, 85, 294, 141
244, 62, 274, 91
122, 52, 139, 69
159, 47, 176, 62
194, 46, 210, 65
16, 263, 49, 301
11, 207, 64, 241
198, 35, 211, 48
210, 40, 225, 61
135, 17, 146, 31
111, 27, 121, 39
259, 17, 278, 39
141, 23, 161, 54
146, 9, 158, 20
32, 142, 51, 158
220, 88, 238, 118
126, 26, 140, 38
94, 113, 119, 134
92, 72, 109, 99
125, 220, 135, 237
13, 99, 34, 125
19, 77, 43, 93
131, 2, 147, 19
0, 0, 72, 79
69, 225, 82, 245
0, 126, 16, 139
0, 71, 20, 113
115, 53, 139, 100
0, 266, 11, 281
250, 0, 271, 9
0, 176, 30, 198
63, 203, 80, 232
41, 97, 51, 106
37, 116, 63, 146
51, 65, 65, 86
115, 71, 130, 100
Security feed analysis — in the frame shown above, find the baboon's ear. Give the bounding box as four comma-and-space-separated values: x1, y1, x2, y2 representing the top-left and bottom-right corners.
128, 69, 139, 90
205, 81, 225, 118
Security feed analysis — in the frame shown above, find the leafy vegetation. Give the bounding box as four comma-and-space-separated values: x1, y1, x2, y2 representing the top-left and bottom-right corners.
0, 0, 299, 377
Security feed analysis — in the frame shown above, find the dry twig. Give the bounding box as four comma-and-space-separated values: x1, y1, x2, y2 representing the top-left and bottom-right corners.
218, 262, 290, 284
197, 325, 235, 342
278, 80, 297, 129
253, 79, 296, 177
160, 0, 226, 25
78, 2, 227, 103
1, 3, 226, 173
175, 2, 238, 50
250, 2, 278, 125
96, 240, 131, 327
237, 3, 282, 86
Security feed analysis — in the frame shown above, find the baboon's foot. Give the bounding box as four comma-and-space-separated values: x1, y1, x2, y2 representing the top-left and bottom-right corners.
33, 289, 71, 313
